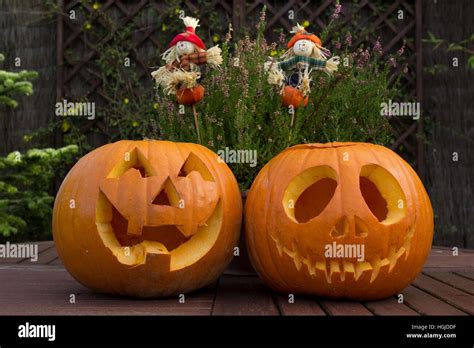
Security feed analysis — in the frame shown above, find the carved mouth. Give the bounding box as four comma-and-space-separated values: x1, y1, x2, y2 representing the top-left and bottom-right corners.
271, 226, 415, 283
94, 148, 223, 271
96, 196, 223, 271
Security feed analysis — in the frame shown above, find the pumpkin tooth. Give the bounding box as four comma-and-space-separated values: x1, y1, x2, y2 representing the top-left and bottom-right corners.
387, 245, 398, 272
290, 241, 302, 271
329, 260, 341, 282
303, 256, 316, 277
271, 235, 284, 257
403, 227, 415, 259
339, 259, 345, 281
324, 259, 332, 283
397, 246, 407, 261
369, 257, 381, 282
354, 261, 372, 281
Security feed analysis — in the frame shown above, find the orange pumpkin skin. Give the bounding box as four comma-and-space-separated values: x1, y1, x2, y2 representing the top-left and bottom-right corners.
176, 84, 205, 105
281, 85, 309, 108
53, 140, 242, 297
245, 142, 433, 300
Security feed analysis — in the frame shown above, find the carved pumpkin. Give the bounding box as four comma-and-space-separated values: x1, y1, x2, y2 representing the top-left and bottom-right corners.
53, 140, 242, 297
281, 85, 309, 108
245, 142, 433, 300
176, 84, 205, 105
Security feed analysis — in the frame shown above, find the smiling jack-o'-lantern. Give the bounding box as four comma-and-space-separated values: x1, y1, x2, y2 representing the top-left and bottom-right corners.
53, 140, 241, 297
245, 142, 433, 300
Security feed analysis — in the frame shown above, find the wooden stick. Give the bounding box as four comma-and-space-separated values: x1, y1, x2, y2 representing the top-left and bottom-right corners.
192, 104, 201, 144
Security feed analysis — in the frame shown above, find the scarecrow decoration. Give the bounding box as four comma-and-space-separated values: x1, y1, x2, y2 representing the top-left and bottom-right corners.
151, 16, 223, 143
265, 24, 340, 119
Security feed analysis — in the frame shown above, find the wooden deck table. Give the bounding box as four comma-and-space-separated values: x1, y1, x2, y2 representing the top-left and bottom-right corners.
0, 242, 472, 315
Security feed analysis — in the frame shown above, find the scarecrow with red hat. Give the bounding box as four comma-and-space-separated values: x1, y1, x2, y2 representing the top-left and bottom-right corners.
265, 24, 340, 108
151, 16, 222, 143
151, 16, 222, 104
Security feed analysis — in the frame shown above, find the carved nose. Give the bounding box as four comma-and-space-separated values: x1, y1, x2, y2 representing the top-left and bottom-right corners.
330, 216, 349, 238
330, 216, 369, 238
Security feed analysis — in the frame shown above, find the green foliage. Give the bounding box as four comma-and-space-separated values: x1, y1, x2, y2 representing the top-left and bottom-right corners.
0, 145, 79, 242
424, 32, 474, 71
0, 53, 38, 108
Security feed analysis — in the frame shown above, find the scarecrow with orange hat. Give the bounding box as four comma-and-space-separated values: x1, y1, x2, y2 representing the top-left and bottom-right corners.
151, 16, 222, 105
265, 24, 340, 108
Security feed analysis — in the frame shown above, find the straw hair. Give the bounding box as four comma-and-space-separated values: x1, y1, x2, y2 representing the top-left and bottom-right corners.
206, 45, 223, 68
182, 16, 199, 31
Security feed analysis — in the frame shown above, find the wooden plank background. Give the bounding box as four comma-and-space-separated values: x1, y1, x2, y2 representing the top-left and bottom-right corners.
422, 0, 474, 249
0, 0, 57, 153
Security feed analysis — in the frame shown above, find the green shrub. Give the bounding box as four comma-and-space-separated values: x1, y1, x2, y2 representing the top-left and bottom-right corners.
0, 145, 79, 242
0, 53, 38, 108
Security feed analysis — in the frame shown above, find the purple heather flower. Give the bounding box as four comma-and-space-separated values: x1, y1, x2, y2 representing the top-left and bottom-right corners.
278, 31, 286, 45
345, 32, 352, 46
356, 49, 370, 68
397, 44, 405, 56
373, 38, 382, 55
167, 102, 174, 113
334, 41, 341, 50
331, 3, 342, 20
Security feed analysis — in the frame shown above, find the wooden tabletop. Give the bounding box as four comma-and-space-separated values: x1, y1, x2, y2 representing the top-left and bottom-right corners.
0, 242, 473, 315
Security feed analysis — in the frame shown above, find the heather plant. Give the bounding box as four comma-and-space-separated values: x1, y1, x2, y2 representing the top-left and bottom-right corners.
155, 7, 402, 188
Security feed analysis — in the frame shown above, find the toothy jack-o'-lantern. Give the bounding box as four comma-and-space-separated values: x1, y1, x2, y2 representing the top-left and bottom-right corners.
245, 142, 433, 300
53, 140, 242, 297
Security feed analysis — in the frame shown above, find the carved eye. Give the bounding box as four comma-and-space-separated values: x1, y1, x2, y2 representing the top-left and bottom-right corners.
359, 164, 406, 224
283, 166, 338, 223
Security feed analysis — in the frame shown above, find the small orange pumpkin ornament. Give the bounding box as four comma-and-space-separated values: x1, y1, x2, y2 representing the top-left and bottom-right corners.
245, 142, 433, 300
281, 85, 309, 108
176, 84, 205, 105
53, 140, 242, 297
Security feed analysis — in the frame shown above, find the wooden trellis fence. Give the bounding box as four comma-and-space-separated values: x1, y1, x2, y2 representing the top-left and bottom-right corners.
56, 0, 424, 176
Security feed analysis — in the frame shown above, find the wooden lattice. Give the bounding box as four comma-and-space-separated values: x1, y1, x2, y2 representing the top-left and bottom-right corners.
56, 0, 424, 175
